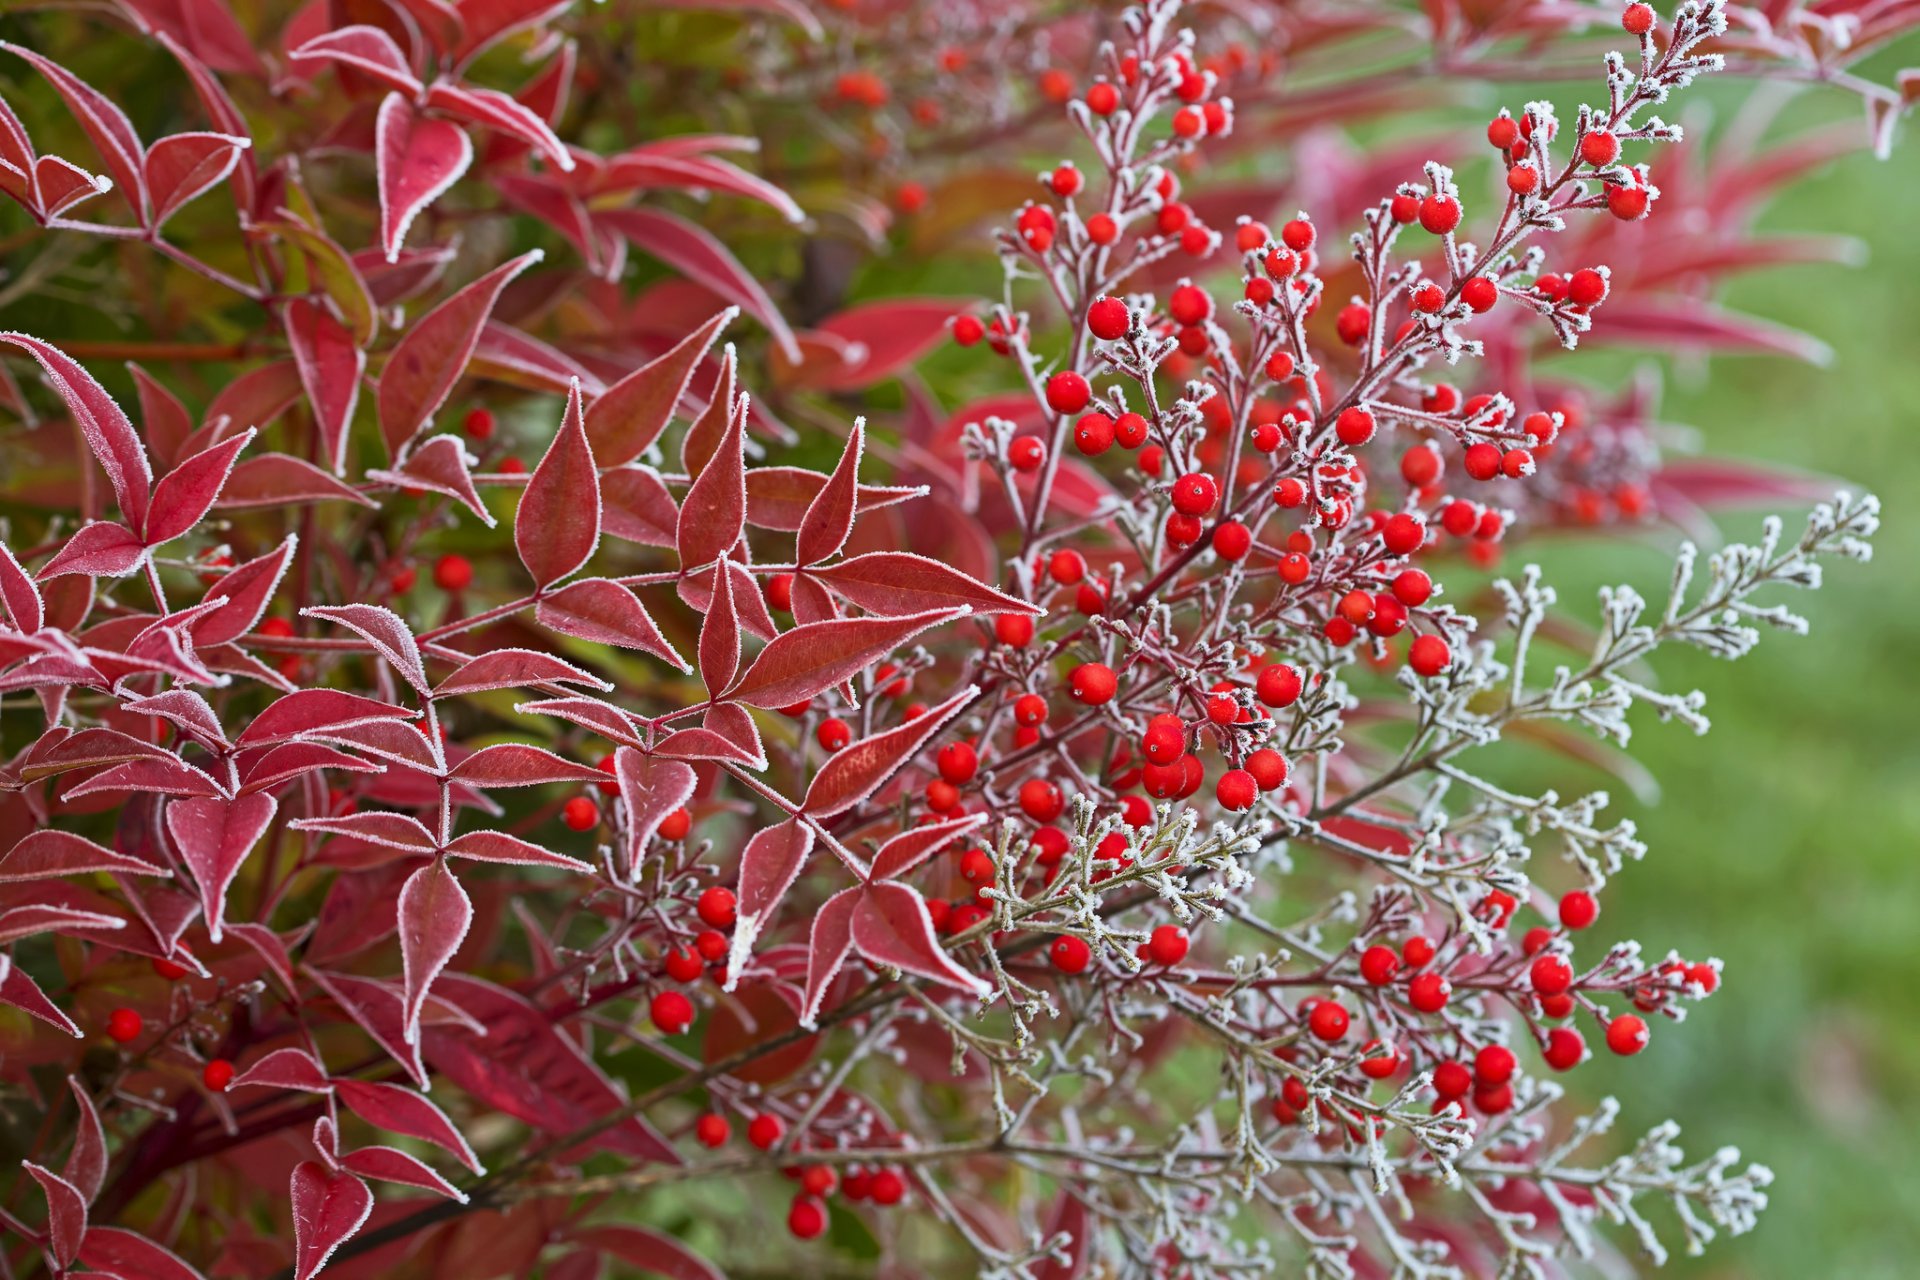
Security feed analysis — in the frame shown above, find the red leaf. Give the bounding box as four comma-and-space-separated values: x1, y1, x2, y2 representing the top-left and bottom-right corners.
600, 150, 803, 224
802, 685, 975, 818
695, 548, 740, 698
0, 332, 151, 525
452, 0, 572, 61
398, 857, 471, 1044
284, 299, 365, 475
367, 434, 492, 525
0, 830, 171, 882
23, 1162, 86, 1270
585, 308, 734, 466
743, 465, 923, 533
288, 26, 424, 98
676, 393, 747, 572
796, 419, 862, 566
235, 689, 414, 747
700, 701, 765, 769
192, 535, 296, 646
375, 92, 471, 264
725, 818, 814, 989
62, 1076, 107, 1203
338, 1146, 466, 1201
423, 82, 571, 171
601, 466, 680, 547
434, 647, 610, 698
1, 962, 81, 1036
121, 688, 228, 747
571, 1224, 727, 1280
377, 251, 539, 457
217, 454, 376, 509
0, 538, 44, 631
810, 298, 969, 390
536, 578, 687, 671
78, 1227, 211, 1280
727, 607, 961, 709
852, 882, 988, 997
302, 604, 429, 696
680, 347, 734, 479
164, 791, 276, 942
599, 207, 798, 362
444, 829, 590, 870
0, 43, 147, 220
226, 921, 299, 993
800, 885, 859, 1025
290, 1162, 373, 1280
143, 427, 254, 546
305, 969, 428, 1089
335, 1079, 483, 1173
513, 696, 646, 748
291, 811, 438, 853
230, 1046, 333, 1093
611, 749, 695, 872
237, 742, 380, 795
810, 551, 1039, 616
143, 131, 248, 229
514, 381, 600, 588
867, 812, 987, 882
448, 743, 606, 787
422, 973, 678, 1163
128, 364, 193, 468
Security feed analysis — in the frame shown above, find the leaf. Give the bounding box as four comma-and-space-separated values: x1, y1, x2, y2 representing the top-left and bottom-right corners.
724, 818, 814, 990
444, 829, 590, 870
367, 434, 492, 525
512, 696, 645, 749
810, 552, 1040, 617
238, 743, 380, 795
434, 648, 610, 698
867, 812, 987, 883
0, 538, 44, 631
338, 1146, 467, 1201
800, 885, 859, 1025
852, 882, 989, 997
796, 419, 862, 567
288, 26, 424, 98
0, 43, 147, 220
192, 535, 296, 647
23, 1163, 86, 1270
143, 131, 248, 229
802, 685, 975, 818
695, 548, 740, 698
571, 1224, 727, 1280
120, 689, 228, 747
255, 215, 378, 348
235, 689, 414, 748
302, 604, 429, 697
726, 608, 961, 710
601, 466, 680, 547
377, 251, 539, 457
585, 308, 734, 467
676, 393, 746, 572
77, 1227, 211, 1280
218, 455, 376, 509
611, 749, 695, 873
304, 969, 427, 1089
0, 830, 171, 882
743, 466, 923, 533
422, 973, 678, 1163
143, 427, 254, 546
514, 381, 600, 588
291, 811, 438, 853
600, 207, 798, 362
290, 1162, 373, 1280
285, 299, 365, 475
0, 332, 151, 525
226, 921, 299, 993
375, 92, 472, 263
680, 347, 734, 480
807, 298, 969, 390
62, 1076, 107, 1202
398, 857, 471, 1045
1, 962, 81, 1036
165, 792, 276, 942
127, 365, 193, 468
454, 0, 578, 62
38, 521, 145, 579
335, 1079, 483, 1173
536, 578, 687, 671
601, 149, 803, 224
423, 82, 571, 170
230, 1047, 333, 1092
448, 743, 606, 787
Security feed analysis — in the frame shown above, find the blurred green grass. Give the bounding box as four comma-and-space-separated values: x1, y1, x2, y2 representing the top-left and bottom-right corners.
1518, 135, 1920, 1277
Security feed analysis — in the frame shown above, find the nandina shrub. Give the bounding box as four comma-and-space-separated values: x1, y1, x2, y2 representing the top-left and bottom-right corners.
0, 0, 1912, 1276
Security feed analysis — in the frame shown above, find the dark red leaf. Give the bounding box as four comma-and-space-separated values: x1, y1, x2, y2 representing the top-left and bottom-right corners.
514, 381, 600, 588
0, 830, 172, 882
0, 43, 147, 220
192, 535, 296, 647
599, 207, 797, 362
795, 418, 862, 566
585, 308, 734, 467
810, 551, 1040, 616
726, 607, 960, 709
803, 298, 968, 390
290, 1161, 373, 1280
398, 856, 471, 1044
378, 251, 541, 457
443, 829, 590, 870
143, 427, 254, 546
423, 82, 571, 170
536, 578, 687, 671
128, 364, 193, 468
725, 817, 814, 988
302, 603, 429, 696
367, 434, 492, 525
867, 812, 988, 883
291, 811, 438, 853
802, 685, 974, 818
335, 1079, 483, 1173
23, 1162, 86, 1270
571, 1224, 727, 1280
0, 331, 151, 525
284, 299, 365, 475
217, 454, 376, 509
695, 547, 740, 698
601, 466, 680, 547
230, 1046, 333, 1093
1, 961, 82, 1036
164, 791, 276, 942
447, 743, 606, 787
62, 1076, 107, 1203
235, 689, 414, 747
677, 393, 747, 572
743, 465, 923, 533
338, 1146, 466, 1201
0, 538, 43, 631
433, 647, 609, 698
800, 885, 859, 1026
78, 1227, 211, 1280
611, 749, 695, 873
852, 882, 988, 997
679, 347, 734, 480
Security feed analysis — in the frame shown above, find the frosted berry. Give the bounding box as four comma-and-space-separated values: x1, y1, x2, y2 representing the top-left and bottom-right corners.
1579, 130, 1621, 167
1530, 953, 1574, 996
1463, 441, 1502, 480
1462, 277, 1498, 313
1245, 749, 1289, 790
1169, 284, 1211, 327
1606, 1013, 1650, 1056
1087, 296, 1129, 340
1419, 194, 1462, 235
1408, 634, 1451, 677
1607, 180, 1651, 221
1045, 371, 1091, 415
1335, 407, 1375, 446
1280, 218, 1315, 251
1050, 935, 1092, 974
1146, 924, 1189, 966
1216, 769, 1258, 812
1171, 472, 1219, 517
1256, 662, 1303, 707
1113, 412, 1149, 448
1623, 1, 1655, 34
650, 990, 694, 1034
697, 886, 737, 929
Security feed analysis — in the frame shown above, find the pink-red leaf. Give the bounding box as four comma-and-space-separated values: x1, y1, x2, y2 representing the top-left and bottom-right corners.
290, 1162, 373, 1280
0, 43, 147, 220
143, 131, 248, 229
0, 538, 44, 631
0, 332, 151, 525
291, 811, 438, 853
444, 829, 590, 870
803, 685, 974, 818
695, 548, 740, 698
217, 455, 376, 510
676, 394, 747, 572
811, 551, 1040, 616
165, 791, 276, 942
0, 830, 171, 882
727, 607, 960, 709
448, 743, 606, 788
796, 418, 862, 566
867, 812, 988, 883
367, 434, 492, 525
398, 857, 471, 1045
230, 1047, 333, 1093
23, 1163, 86, 1270
536, 578, 687, 671
284, 299, 365, 475
335, 1079, 483, 1173
434, 647, 610, 698
611, 749, 695, 874
377, 251, 539, 457
143, 427, 254, 546
852, 882, 989, 997
585, 308, 734, 467
192, 536, 296, 647
78, 1227, 211, 1280
571, 1224, 727, 1280
800, 885, 860, 1026
515, 381, 600, 588
725, 818, 814, 989
62, 1076, 107, 1203
375, 92, 471, 264
235, 689, 414, 748
288, 26, 424, 97
302, 604, 428, 697
600, 207, 798, 362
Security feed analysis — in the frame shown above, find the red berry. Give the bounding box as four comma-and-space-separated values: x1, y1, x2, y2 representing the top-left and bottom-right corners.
1568, 268, 1608, 307
1335, 407, 1375, 446
1045, 371, 1091, 415
695, 1113, 731, 1148
1381, 513, 1424, 556
1402, 935, 1436, 968
1113, 412, 1149, 448
1392, 569, 1433, 607
1544, 1026, 1586, 1071
1408, 634, 1451, 677
153, 957, 189, 980
1441, 500, 1479, 537
1019, 778, 1064, 822
1008, 436, 1046, 472
463, 407, 494, 439
1087, 296, 1130, 340
996, 614, 1035, 647
869, 1169, 906, 1205
1165, 513, 1203, 546
658, 808, 692, 841
818, 718, 852, 752
1087, 82, 1119, 115
959, 848, 995, 885
1606, 1013, 1650, 1056
937, 742, 979, 785
1256, 662, 1303, 708
788, 1196, 827, 1240
1308, 1000, 1349, 1042
1049, 935, 1092, 974
1359, 944, 1400, 985
695, 929, 728, 961
1559, 890, 1598, 930
1530, 953, 1574, 996
1087, 213, 1118, 244
1408, 972, 1451, 1012
748, 1113, 784, 1150
1146, 924, 1189, 966
433, 554, 472, 591
1050, 163, 1082, 197
1463, 441, 1502, 481
1335, 303, 1370, 346
1360, 1039, 1401, 1080
1216, 769, 1258, 812
697, 886, 737, 929
1171, 472, 1219, 517
106, 1007, 143, 1044
1411, 283, 1445, 313
952, 315, 986, 346
1074, 413, 1116, 456
1419, 194, 1462, 235
202, 1058, 235, 1091
1389, 192, 1421, 223
1623, 2, 1655, 35
1474, 1044, 1516, 1086
1580, 130, 1621, 167
664, 946, 705, 984
1607, 180, 1651, 221
1014, 692, 1049, 727
1461, 277, 1498, 313
1432, 1060, 1472, 1097
650, 990, 694, 1034
1501, 448, 1534, 479
562, 795, 599, 831
1244, 749, 1289, 791
1486, 115, 1519, 149
1280, 218, 1315, 251
1212, 520, 1252, 561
